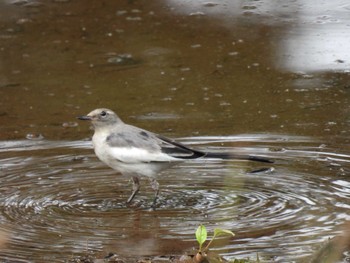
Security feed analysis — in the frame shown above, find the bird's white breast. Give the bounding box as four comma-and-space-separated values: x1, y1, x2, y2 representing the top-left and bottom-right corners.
92, 129, 113, 165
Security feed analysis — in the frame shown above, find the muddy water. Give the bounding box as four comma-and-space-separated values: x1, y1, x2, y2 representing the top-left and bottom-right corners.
0, 0, 350, 262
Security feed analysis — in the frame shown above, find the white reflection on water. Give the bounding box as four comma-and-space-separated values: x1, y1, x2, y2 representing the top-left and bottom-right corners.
281, 0, 350, 72
166, 0, 350, 72
280, 23, 350, 72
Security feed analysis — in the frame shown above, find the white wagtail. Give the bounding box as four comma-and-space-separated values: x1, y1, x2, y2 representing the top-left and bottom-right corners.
78, 108, 272, 207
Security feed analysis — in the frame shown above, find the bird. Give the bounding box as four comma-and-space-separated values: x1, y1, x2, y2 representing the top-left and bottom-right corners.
78, 108, 273, 207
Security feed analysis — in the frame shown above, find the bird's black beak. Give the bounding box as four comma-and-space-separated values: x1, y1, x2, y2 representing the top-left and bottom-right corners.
77, 115, 92, 121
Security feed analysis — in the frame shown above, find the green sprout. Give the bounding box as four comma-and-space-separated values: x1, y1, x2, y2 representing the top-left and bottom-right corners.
195, 224, 208, 251
195, 224, 235, 262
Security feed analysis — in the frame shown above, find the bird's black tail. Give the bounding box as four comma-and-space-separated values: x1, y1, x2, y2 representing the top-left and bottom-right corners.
204, 152, 273, 163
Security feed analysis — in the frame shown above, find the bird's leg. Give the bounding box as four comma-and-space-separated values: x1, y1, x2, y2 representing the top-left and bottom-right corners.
127, 176, 140, 204
149, 178, 160, 208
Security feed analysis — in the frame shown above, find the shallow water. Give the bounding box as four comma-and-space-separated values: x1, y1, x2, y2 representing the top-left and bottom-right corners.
0, 0, 350, 262
0, 135, 350, 262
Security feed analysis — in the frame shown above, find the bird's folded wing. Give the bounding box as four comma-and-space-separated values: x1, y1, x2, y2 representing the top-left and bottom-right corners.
156, 134, 205, 159
105, 125, 205, 162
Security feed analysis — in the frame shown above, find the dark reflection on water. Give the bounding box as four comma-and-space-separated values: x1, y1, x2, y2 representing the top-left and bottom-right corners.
0, 136, 349, 262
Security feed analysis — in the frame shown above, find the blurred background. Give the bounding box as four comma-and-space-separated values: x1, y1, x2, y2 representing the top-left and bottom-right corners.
0, 0, 349, 141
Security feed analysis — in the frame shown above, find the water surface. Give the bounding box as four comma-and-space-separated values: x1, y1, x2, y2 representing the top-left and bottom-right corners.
0, 135, 350, 262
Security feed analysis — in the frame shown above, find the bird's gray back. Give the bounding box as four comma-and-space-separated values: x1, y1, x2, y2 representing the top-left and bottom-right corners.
106, 124, 161, 152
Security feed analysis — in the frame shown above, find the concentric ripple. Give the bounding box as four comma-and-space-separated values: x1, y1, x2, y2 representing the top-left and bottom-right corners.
0, 135, 349, 262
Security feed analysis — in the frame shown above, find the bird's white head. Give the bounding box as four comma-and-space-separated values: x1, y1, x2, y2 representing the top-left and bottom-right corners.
78, 108, 122, 129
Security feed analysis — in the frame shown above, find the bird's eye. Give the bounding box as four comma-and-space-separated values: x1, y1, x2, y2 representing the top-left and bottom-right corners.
100, 111, 108, 117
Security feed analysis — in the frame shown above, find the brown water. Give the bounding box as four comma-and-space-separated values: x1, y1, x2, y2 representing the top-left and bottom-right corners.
0, 0, 350, 262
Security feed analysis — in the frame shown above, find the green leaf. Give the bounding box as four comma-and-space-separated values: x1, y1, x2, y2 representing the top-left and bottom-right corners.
213, 228, 235, 238
195, 225, 207, 250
